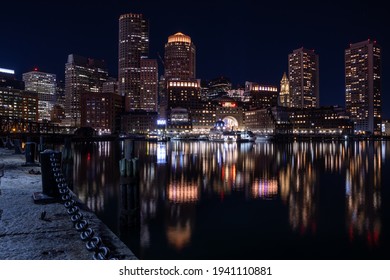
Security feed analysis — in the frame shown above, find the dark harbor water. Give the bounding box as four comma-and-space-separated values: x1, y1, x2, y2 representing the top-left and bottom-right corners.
69, 140, 390, 260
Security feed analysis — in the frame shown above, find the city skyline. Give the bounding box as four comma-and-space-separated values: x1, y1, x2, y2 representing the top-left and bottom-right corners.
1, 0, 388, 117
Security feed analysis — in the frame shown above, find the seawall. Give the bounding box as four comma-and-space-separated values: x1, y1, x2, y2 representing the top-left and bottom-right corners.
0, 148, 137, 260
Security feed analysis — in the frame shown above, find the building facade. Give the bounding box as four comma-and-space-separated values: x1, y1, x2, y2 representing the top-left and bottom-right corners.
0, 67, 24, 90
118, 13, 149, 111
167, 107, 192, 134
140, 58, 158, 112
245, 82, 278, 109
80, 92, 124, 134
23, 69, 57, 122
102, 78, 118, 94
245, 107, 291, 134
190, 101, 217, 132
0, 87, 38, 131
64, 54, 108, 126
167, 79, 201, 109
214, 97, 245, 130
345, 40, 382, 134
0, 68, 38, 132
288, 48, 319, 108
245, 106, 352, 135
122, 110, 158, 134
207, 76, 232, 100
288, 106, 353, 135
164, 32, 196, 81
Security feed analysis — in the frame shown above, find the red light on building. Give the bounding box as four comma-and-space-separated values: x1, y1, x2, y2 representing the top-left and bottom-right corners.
222, 102, 236, 108
34, 67, 38, 71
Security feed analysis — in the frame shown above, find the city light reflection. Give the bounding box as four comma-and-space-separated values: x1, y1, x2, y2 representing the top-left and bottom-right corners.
71, 140, 388, 259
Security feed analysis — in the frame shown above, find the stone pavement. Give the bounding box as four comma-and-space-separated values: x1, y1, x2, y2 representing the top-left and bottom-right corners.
0, 147, 137, 260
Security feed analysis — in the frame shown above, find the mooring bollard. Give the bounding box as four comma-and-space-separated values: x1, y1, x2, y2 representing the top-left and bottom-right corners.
14, 139, 23, 154
25, 142, 36, 164
40, 150, 62, 199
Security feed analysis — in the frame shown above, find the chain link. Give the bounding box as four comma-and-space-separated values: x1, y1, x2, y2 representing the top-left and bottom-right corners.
49, 153, 118, 260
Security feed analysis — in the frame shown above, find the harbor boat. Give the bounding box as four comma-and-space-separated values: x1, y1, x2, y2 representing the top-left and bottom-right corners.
254, 134, 274, 142
208, 120, 256, 142
237, 130, 256, 142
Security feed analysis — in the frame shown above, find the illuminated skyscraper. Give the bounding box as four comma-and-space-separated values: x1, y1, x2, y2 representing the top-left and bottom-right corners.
64, 54, 108, 126
288, 48, 319, 108
164, 32, 196, 80
345, 40, 381, 134
140, 58, 158, 112
279, 72, 290, 107
23, 69, 56, 122
118, 13, 149, 111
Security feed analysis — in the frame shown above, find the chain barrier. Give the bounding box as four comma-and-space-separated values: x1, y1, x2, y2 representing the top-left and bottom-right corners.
49, 153, 117, 260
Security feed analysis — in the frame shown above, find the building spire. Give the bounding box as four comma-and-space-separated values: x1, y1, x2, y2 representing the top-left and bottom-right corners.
279, 72, 290, 107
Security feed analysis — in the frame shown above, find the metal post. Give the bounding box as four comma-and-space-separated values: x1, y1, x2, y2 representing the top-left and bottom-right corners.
25, 142, 36, 164
40, 150, 62, 198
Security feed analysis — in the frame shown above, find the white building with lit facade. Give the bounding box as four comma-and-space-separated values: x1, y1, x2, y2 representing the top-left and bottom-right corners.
23, 69, 57, 122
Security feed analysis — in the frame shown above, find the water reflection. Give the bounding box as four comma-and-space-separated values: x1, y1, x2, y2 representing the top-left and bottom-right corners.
72, 140, 389, 259
345, 141, 382, 247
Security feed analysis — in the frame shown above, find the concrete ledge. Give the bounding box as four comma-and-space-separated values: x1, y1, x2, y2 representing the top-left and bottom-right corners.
0, 148, 137, 260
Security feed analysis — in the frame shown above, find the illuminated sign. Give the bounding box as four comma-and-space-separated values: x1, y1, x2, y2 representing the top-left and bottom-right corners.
0, 68, 15, 75
222, 102, 237, 108
157, 119, 167, 125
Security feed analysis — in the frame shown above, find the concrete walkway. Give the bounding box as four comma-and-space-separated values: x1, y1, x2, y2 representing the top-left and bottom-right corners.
0, 147, 137, 260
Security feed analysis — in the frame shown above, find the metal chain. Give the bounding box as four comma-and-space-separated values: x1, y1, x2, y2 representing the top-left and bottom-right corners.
49, 153, 118, 260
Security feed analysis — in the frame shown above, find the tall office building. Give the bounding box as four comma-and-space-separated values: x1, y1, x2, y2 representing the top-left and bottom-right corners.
279, 72, 290, 107
64, 54, 108, 126
288, 48, 319, 108
23, 69, 57, 122
118, 13, 149, 111
345, 40, 381, 134
164, 32, 196, 80
140, 58, 158, 112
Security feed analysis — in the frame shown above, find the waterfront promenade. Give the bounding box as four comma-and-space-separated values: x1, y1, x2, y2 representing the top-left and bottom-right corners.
0, 147, 136, 260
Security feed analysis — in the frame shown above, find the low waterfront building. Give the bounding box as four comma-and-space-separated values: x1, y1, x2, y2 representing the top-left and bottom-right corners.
190, 101, 216, 133
382, 120, 390, 136
122, 110, 158, 134
245, 106, 353, 135
167, 107, 192, 134
214, 97, 245, 130
244, 107, 291, 134
289, 106, 353, 135
81, 92, 124, 134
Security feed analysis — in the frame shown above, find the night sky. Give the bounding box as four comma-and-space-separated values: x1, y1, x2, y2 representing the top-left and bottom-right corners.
1, 0, 389, 117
